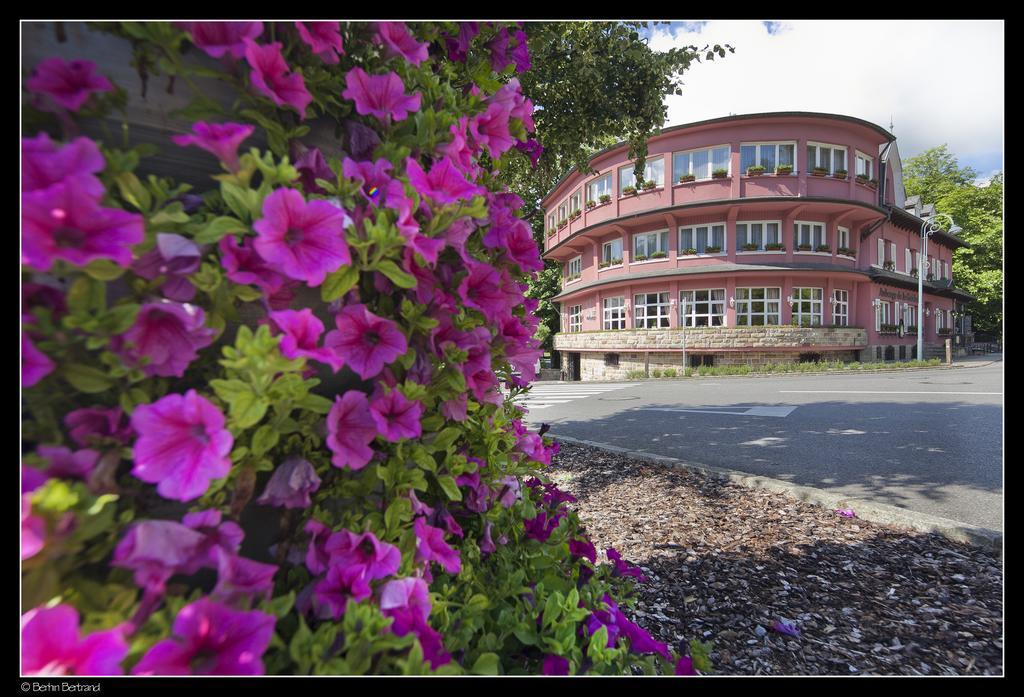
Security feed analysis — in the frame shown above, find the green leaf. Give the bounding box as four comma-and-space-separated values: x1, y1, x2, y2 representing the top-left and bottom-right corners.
103, 304, 141, 334
431, 427, 462, 451
83, 259, 128, 281
297, 393, 334, 415
220, 181, 255, 222
66, 276, 106, 315
115, 171, 152, 212
469, 652, 501, 675
250, 424, 280, 456
265, 591, 296, 619
321, 264, 360, 302
435, 474, 462, 501
193, 216, 248, 245
384, 497, 412, 534
149, 202, 190, 226
375, 260, 417, 289
62, 363, 115, 393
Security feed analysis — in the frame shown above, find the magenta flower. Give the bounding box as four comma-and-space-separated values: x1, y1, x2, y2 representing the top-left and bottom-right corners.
569, 539, 597, 565
314, 563, 372, 620
183, 509, 245, 564
370, 390, 423, 442
22, 177, 144, 271
457, 260, 514, 324
218, 235, 288, 294
405, 156, 485, 206
36, 445, 100, 481
304, 519, 333, 575
64, 406, 131, 447
211, 548, 278, 604
130, 390, 233, 502
255, 456, 321, 509
379, 576, 448, 666
22, 495, 46, 560
22, 333, 55, 387
542, 655, 569, 675
606, 548, 648, 583
22, 281, 67, 328
114, 301, 215, 378
772, 618, 801, 638
131, 599, 275, 675
374, 22, 430, 66
443, 22, 479, 63
269, 308, 344, 371
252, 188, 351, 287
675, 656, 697, 675
294, 145, 335, 195
341, 67, 421, 123
469, 100, 516, 159
176, 22, 263, 59
295, 22, 344, 64
324, 529, 401, 581
323, 304, 407, 380
413, 517, 461, 575
485, 26, 512, 74
21, 605, 127, 675
243, 39, 313, 119
341, 157, 395, 207
26, 58, 113, 112
510, 30, 531, 73
133, 233, 203, 302
111, 519, 208, 592
171, 121, 255, 173
515, 138, 543, 167
524, 512, 562, 542
325, 390, 378, 470
22, 132, 105, 196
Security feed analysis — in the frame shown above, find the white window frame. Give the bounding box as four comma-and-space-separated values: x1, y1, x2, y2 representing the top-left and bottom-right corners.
672, 144, 731, 181
678, 223, 727, 255
837, 226, 850, 252
890, 242, 897, 267
588, 173, 612, 202
569, 189, 582, 213
568, 304, 582, 333
833, 289, 849, 326
633, 292, 671, 329
632, 229, 669, 259
943, 260, 949, 280
557, 202, 567, 221
856, 150, 874, 180
877, 238, 885, 266
566, 255, 582, 282
736, 220, 782, 251
601, 238, 623, 265
903, 303, 916, 327
740, 141, 797, 173
875, 301, 890, 331
806, 142, 848, 175
793, 221, 826, 250
936, 309, 944, 332
905, 248, 913, 274
547, 213, 555, 232
680, 289, 726, 327
602, 296, 626, 330
791, 287, 824, 327
735, 287, 782, 326
619, 158, 665, 192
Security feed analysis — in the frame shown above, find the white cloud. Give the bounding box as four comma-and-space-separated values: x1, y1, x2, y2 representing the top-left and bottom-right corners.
648, 20, 1003, 169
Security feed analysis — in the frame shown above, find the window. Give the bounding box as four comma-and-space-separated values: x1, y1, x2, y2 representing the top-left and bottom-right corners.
905, 248, 913, 274
633, 230, 669, 259
601, 239, 623, 265
837, 227, 850, 251
903, 303, 916, 327
874, 301, 890, 331
943, 261, 949, 280
740, 142, 796, 172
547, 213, 555, 232
833, 290, 849, 326
794, 222, 826, 249
633, 292, 670, 329
569, 190, 581, 213
679, 224, 726, 254
856, 151, 873, 179
736, 221, 781, 250
588, 173, 612, 202
680, 289, 726, 327
619, 158, 665, 190
791, 287, 823, 327
807, 142, 847, 174
877, 238, 885, 265
673, 145, 730, 180
603, 297, 626, 330
890, 242, 897, 266
558, 202, 567, 221
936, 309, 944, 332
735, 287, 782, 326
604, 353, 619, 367
568, 305, 582, 333
566, 256, 581, 281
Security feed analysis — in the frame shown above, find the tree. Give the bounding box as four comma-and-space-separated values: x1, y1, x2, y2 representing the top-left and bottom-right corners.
501, 22, 734, 349
903, 146, 1003, 336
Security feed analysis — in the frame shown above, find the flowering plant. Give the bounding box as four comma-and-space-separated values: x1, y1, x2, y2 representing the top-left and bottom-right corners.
21, 21, 704, 676
598, 194, 611, 203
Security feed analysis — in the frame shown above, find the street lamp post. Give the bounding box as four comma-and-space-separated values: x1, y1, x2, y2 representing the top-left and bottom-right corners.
918, 213, 961, 361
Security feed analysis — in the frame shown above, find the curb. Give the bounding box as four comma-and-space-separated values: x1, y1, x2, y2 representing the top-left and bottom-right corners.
551, 434, 1003, 555
535, 364, 960, 384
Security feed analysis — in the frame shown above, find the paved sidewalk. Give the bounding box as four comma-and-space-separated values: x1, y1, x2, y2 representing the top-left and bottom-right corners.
953, 353, 1002, 368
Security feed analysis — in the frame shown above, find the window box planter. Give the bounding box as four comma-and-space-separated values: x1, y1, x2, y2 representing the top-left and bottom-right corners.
586, 199, 596, 209
565, 274, 581, 283
569, 209, 581, 220
879, 324, 900, 335
642, 180, 657, 191
599, 194, 611, 204
815, 245, 831, 253
622, 185, 637, 196
678, 174, 696, 183
633, 254, 648, 262
649, 251, 668, 259
910, 268, 919, 278
679, 248, 698, 256
557, 219, 568, 229
883, 261, 896, 271
712, 169, 729, 179
796, 244, 813, 252
927, 272, 935, 281
746, 165, 765, 176
776, 165, 793, 175
598, 258, 622, 269
741, 243, 760, 251
811, 167, 827, 177
765, 243, 786, 252
833, 170, 848, 180
704, 246, 722, 254
547, 229, 557, 237
906, 325, 918, 334
836, 246, 855, 257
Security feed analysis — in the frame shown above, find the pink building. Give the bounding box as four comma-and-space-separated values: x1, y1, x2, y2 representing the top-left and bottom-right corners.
543, 112, 972, 380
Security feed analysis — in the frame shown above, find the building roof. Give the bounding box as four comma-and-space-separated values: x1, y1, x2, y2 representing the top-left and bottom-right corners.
887, 206, 970, 249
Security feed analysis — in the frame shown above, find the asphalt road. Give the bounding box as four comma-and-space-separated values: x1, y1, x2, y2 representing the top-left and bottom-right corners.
522, 361, 1003, 531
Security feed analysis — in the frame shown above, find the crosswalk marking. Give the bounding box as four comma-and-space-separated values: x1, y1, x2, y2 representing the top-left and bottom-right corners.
508, 383, 641, 411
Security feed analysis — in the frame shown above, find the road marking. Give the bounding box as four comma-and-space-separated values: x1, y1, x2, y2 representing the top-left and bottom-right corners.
779, 390, 1002, 395
509, 383, 641, 414
639, 406, 797, 418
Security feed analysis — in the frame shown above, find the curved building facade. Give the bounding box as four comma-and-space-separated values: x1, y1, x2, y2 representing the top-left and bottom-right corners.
542, 112, 972, 380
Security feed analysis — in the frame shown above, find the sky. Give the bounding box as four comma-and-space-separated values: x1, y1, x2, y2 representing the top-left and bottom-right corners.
643, 20, 1004, 186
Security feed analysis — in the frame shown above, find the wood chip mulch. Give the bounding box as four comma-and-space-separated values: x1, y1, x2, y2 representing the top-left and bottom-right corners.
548, 441, 1003, 675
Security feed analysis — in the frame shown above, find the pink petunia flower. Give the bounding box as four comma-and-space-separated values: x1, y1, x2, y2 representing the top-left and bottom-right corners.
22, 177, 144, 271
324, 304, 407, 380
35, 445, 100, 481
485, 26, 512, 74
243, 39, 313, 119
211, 548, 278, 605
341, 157, 395, 208
64, 406, 132, 447
370, 390, 423, 442
379, 576, 449, 667
22, 333, 55, 387
510, 29, 532, 73
26, 58, 113, 112
341, 67, 421, 123
304, 520, 333, 575
176, 22, 264, 59
22, 132, 105, 196
171, 122, 255, 173
255, 456, 321, 509
113, 301, 215, 378
443, 22, 479, 63
324, 529, 401, 581
130, 390, 233, 502
405, 156, 485, 206
252, 188, 351, 287
373, 22, 430, 66
21, 495, 46, 560
269, 308, 345, 371
183, 509, 245, 567
132, 233, 203, 302
218, 235, 288, 294
413, 517, 461, 575
313, 563, 372, 620
293, 145, 335, 195
111, 519, 209, 592
543, 655, 569, 675
325, 390, 378, 471
469, 99, 516, 160
675, 656, 697, 675
131, 599, 275, 675
21, 604, 128, 675
295, 22, 344, 64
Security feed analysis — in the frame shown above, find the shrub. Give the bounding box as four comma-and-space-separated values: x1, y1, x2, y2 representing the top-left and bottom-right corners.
20, 21, 691, 677
625, 370, 647, 379
662, 368, 677, 378
651, 368, 663, 378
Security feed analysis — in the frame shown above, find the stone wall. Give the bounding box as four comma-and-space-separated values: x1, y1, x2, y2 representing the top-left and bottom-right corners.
555, 326, 867, 352
576, 349, 862, 381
